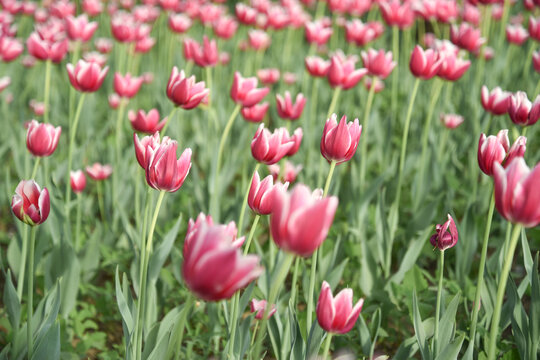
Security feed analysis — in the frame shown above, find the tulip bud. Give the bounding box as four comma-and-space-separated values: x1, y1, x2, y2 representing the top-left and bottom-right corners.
276, 91, 306, 121
257, 68, 280, 85
231, 72, 269, 107
481, 86, 511, 116
379, 0, 414, 29
478, 130, 510, 176
241, 102, 269, 123
430, 214, 458, 251
327, 54, 368, 90
66, 14, 98, 42
250, 299, 277, 320
409, 45, 442, 80
361, 49, 396, 79
440, 113, 464, 129
166, 67, 210, 110
11, 180, 50, 226
450, 23, 485, 53
508, 91, 540, 126
316, 281, 364, 334
251, 124, 295, 165
248, 171, 281, 215
114, 72, 144, 98
26, 119, 61, 157
70, 170, 87, 193
86, 162, 113, 180
305, 56, 331, 78
129, 109, 167, 134
320, 114, 362, 164
67, 60, 109, 92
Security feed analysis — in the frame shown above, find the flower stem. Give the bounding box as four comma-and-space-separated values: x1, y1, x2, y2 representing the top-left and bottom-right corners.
43, 60, 51, 124
322, 333, 333, 360
75, 193, 82, 252
522, 42, 536, 79
487, 224, 523, 360
96, 181, 106, 222
160, 107, 178, 137
27, 226, 37, 359
65, 93, 86, 219
359, 78, 377, 190
323, 161, 337, 197
30, 157, 41, 180
468, 190, 495, 351
391, 26, 399, 123
433, 249, 445, 357
244, 215, 260, 256
326, 87, 341, 119
16, 225, 28, 300
238, 163, 261, 236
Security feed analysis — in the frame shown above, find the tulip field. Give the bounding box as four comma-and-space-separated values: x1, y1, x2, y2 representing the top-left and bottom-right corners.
3, 0, 540, 359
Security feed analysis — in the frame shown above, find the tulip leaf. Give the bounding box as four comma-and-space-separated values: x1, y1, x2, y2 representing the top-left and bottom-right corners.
31, 322, 60, 360
358, 314, 372, 356
507, 277, 527, 359
530, 253, 540, 358
148, 214, 183, 283
389, 227, 432, 285
115, 267, 134, 334
3, 269, 21, 331
33, 282, 61, 350
288, 301, 304, 360
305, 321, 324, 360
437, 293, 460, 352
412, 290, 430, 360
434, 334, 464, 360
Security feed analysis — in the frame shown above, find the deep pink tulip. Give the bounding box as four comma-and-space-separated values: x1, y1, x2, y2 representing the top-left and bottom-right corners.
440, 113, 464, 129
305, 19, 333, 46
450, 23, 485, 53
185, 213, 244, 249
257, 68, 280, 85
493, 158, 540, 227
134, 132, 163, 168
82, 51, 108, 67
345, 20, 383, 47
108, 93, 120, 109
248, 171, 280, 215
166, 67, 209, 110
86, 163, 112, 180
505, 136, 528, 170
533, 51, 540, 74
320, 114, 362, 165
235, 3, 257, 25
129, 109, 167, 134
66, 59, 108, 92
284, 128, 303, 157
379, 0, 414, 29
251, 124, 295, 165
270, 184, 338, 257
26, 119, 61, 157
481, 86, 511, 116
114, 72, 144, 98
169, 14, 192, 34
462, 3, 480, 26
250, 299, 277, 320
241, 102, 269, 123
26, 31, 68, 63
268, 161, 302, 184
364, 77, 385, 93
430, 214, 458, 251
11, 180, 50, 226
437, 52, 470, 81
508, 91, 540, 126
110, 11, 137, 42
70, 170, 87, 193
29, 100, 45, 116
0, 36, 23, 62
182, 222, 263, 301
305, 56, 331, 78
213, 16, 238, 39
361, 49, 396, 79
248, 29, 271, 51
66, 14, 98, 42
192, 36, 218, 68
231, 72, 270, 108
82, 0, 103, 16
276, 91, 306, 121
506, 24, 528, 45
316, 281, 364, 334
409, 45, 442, 79
478, 130, 510, 176
95, 38, 113, 54
529, 16, 540, 42
327, 54, 368, 90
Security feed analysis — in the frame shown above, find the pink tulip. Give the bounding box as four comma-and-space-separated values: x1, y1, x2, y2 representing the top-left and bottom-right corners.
327, 54, 368, 89
345, 20, 383, 47
192, 36, 218, 68
95, 38, 113, 54
0, 36, 23, 62
363, 77, 385, 93
529, 16, 540, 42
361, 49, 396, 79
29, 100, 45, 116
437, 51, 470, 81
248, 29, 271, 51
66, 14, 98, 42
135, 36, 155, 53
114, 72, 144, 98
50, 0, 75, 18
283, 72, 297, 85
462, 3, 480, 26
168, 14, 192, 34
320, 114, 362, 164
305, 56, 331, 78
82, 51, 108, 67
235, 3, 257, 25
506, 24, 528, 45
265, 5, 290, 30
248, 171, 280, 215
284, 128, 303, 157
316, 280, 364, 334
129, 109, 167, 134
182, 222, 263, 301
231, 72, 269, 107
82, 0, 104, 16
250, 299, 277, 320
198, 4, 224, 26
379, 0, 414, 29
276, 91, 306, 121
185, 213, 244, 249
450, 23, 485, 53
533, 51, 540, 74
26, 31, 68, 63
270, 184, 338, 257
251, 124, 295, 165
166, 67, 209, 110
0, 76, 10, 93
409, 45, 442, 79
440, 113, 464, 129
257, 68, 280, 85
268, 161, 302, 184
11, 180, 50, 226
241, 102, 269, 123
493, 158, 540, 227
110, 11, 137, 42
86, 163, 113, 180
108, 93, 120, 109
213, 16, 238, 39
66, 60, 108, 92
26, 119, 61, 157
508, 91, 540, 126
430, 214, 458, 251
478, 130, 510, 176
305, 19, 333, 46
481, 86, 511, 116
70, 170, 87, 193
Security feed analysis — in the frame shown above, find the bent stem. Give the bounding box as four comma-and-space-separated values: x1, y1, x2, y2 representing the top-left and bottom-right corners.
210, 104, 241, 218
486, 224, 522, 360
65, 94, 86, 219
433, 249, 445, 357
359, 78, 377, 190
468, 190, 495, 350
27, 226, 37, 359
322, 333, 334, 360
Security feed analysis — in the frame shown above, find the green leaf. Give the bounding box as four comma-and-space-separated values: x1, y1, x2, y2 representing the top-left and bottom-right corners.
3, 270, 21, 330
33, 282, 61, 350
412, 290, 430, 360
530, 253, 540, 358
389, 227, 432, 285
31, 322, 60, 360
148, 214, 183, 283
288, 301, 304, 360
358, 314, 372, 356
115, 267, 134, 333
369, 308, 382, 358
305, 322, 324, 360
434, 334, 464, 360
437, 293, 461, 352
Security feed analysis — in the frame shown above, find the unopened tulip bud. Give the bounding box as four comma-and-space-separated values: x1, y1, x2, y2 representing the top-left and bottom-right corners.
320, 114, 362, 164
26, 119, 61, 157
250, 299, 277, 320
430, 214, 458, 251
86, 163, 113, 180
70, 170, 87, 193
11, 180, 50, 226
316, 281, 364, 334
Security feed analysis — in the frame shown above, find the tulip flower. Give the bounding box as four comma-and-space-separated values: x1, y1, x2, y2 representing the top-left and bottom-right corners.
185, 213, 244, 249
82, 0, 103, 16
450, 23, 485, 53
409, 45, 442, 80
95, 38, 113, 54
363, 77, 385, 93
70, 170, 87, 193
29, 100, 45, 116
478, 130, 510, 176
250, 299, 277, 320
437, 51, 471, 81
508, 91, 540, 126
269, 161, 302, 184
327, 54, 368, 90
248, 171, 281, 215
440, 113, 464, 129
316, 281, 364, 334
26, 119, 61, 157
305, 19, 333, 46
257, 68, 280, 85
65, 14, 98, 42
230, 72, 269, 107
212, 16, 238, 39
166, 67, 209, 110
0, 76, 10, 92
379, 0, 414, 29
284, 128, 303, 157
236, 3, 258, 25
108, 94, 120, 109
110, 11, 137, 43
0, 36, 23, 62
506, 24, 528, 45
533, 51, 540, 74
251, 124, 295, 165
182, 223, 263, 301
26, 31, 69, 63
241, 102, 269, 123
430, 214, 458, 251
248, 29, 271, 51
361, 49, 396, 79
305, 56, 331, 78
270, 184, 338, 257
114, 72, 144, 98
320, 114, 362, 165
11, 180, 50, 226
345, 20, 383, 47
276, 91, 306, 120
191, 36, 219, 68
481, 86, 511, 116
129, 109, 167, 134
169, 13, 192, 33
86, 163, 113, 180
283, 72, 297, 85
67, 60, 109, 92
529, 16, 540, 42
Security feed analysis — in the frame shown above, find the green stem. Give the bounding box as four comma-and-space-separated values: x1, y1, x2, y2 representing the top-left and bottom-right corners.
315, 0, 326, 19
238, 163, 261, 236
16, 225, 28, 300
487, 224, 523, 360
228, 293, 240, 358
96, 181, 106, 222
206, 66, 212, 107
43, 60, 51, 123
244, 215, 260, 256
290, 257, 300, 306
322, 333, 333, 360
534, 78, 540, 98
522, 42, 535, 79
211, 104, 241, 218
249, 321, 259, 349
433, 249, 445, 357
326, 87, 341, 119
65, 94, 86, 218
468, 190, 495, 350
30, 157, 41, 180
75, 193, 82, 252
27, 226, 37, 360
323, 161, 337, 197
160, 107, 178, 137
395, 78, 421, 207
359, 78, 376, 190
498, 0, 511, 47
391, 26, 399, 123
68, 42, 81, 123
173, 295, 196, 360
